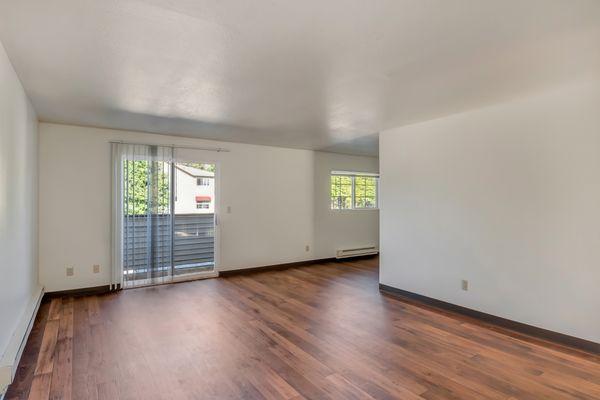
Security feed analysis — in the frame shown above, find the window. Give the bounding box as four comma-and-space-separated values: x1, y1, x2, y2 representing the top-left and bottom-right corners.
330, 175, 353, 209
197, 177, 210, 186
330, 171, 378, 210
354, 175, 377, 209
196, 200, 210, 209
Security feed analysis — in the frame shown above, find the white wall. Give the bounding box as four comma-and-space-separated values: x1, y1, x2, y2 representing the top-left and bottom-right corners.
380, 80, 600, 343
38, 123, 379, 292
313, 151, 379, 259
0, 42, 39, 358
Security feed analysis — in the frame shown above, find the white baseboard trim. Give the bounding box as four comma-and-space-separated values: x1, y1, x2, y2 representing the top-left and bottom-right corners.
0, 285, 44, 395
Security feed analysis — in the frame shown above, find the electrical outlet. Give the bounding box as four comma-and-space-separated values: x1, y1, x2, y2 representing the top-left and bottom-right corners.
66, 267, 74, 277
461, 279, 469, 291
93, 264, 100, 273
305, 245, 310, 252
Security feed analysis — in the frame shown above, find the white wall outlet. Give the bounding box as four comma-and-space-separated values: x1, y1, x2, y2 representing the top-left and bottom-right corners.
66, 266, 74, 277
461, 279, 469, 291
305, 245, 310, 252
93, 264, 100, 273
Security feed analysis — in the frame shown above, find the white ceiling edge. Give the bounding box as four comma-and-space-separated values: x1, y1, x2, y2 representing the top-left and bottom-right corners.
37, 120, 381, 159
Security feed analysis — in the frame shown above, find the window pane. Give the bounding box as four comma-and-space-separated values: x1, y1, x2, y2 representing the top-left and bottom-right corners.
355, 196, 366, 208
354, 176, 377, 208
331, 175, 352, 209
123, 160, 170, 215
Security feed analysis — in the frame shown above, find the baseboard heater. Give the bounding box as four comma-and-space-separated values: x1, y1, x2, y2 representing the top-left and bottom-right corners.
1, 286, 44, 396
336, 246, 379, 259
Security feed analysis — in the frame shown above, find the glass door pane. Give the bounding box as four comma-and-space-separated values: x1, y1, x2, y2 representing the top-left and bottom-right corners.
122, 145, 173, 288
172, 162, 216, 277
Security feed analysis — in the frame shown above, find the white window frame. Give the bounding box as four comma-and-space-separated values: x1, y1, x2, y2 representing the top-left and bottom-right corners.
330, 171, 379, 211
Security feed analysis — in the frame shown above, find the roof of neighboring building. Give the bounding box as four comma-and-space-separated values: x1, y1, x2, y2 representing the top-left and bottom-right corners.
175, 164, 215, 178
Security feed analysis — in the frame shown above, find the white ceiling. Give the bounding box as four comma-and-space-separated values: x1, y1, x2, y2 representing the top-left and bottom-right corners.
1, 0, 599, 156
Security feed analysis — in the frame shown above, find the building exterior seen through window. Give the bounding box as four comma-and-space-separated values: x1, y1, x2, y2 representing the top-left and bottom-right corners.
173, 163, 215, 214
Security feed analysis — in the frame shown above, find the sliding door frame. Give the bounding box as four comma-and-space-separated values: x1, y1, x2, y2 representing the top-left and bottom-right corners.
170, 161, 176, 278
170, 158, 220, 282
112, 143, 224, 289
213, 160, 221, 274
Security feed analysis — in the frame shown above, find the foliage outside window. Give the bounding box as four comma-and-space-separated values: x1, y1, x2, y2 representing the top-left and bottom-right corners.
187, 163, 216, 173
330, 172, 378, 210
331, 175, 353, 209
123, 160, 170, 215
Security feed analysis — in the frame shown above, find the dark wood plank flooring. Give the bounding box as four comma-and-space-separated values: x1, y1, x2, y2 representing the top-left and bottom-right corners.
6, 257, 600, 399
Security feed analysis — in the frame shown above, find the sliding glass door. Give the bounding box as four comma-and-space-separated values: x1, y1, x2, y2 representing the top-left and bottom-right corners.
112, 143, 216, 289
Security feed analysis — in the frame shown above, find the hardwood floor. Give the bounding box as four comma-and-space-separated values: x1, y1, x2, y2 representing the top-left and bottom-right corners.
6, 257, 600, 400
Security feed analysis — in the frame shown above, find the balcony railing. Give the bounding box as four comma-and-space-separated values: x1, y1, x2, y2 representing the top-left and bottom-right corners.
123, 213, 214, 280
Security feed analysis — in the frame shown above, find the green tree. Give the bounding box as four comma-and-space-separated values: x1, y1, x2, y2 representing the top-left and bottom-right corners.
331, 175, 352, 209
185, 162, 215, 172
354, 176, 377, 208
123, 160, 170, 215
